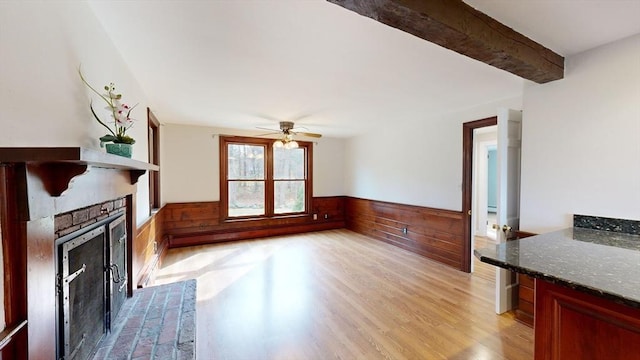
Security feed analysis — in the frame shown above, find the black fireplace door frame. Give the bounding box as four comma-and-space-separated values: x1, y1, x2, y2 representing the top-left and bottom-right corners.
55, 211, 126, 360
58, 225, 107, 360
107, 213, 127, 328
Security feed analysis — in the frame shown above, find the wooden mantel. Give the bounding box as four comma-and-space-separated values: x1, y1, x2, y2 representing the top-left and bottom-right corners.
0, 147, 159, 197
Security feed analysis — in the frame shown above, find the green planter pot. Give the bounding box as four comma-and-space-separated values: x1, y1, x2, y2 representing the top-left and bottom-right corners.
105, 143, 133, 158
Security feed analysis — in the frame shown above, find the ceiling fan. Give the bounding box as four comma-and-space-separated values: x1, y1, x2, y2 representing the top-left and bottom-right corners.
257, 121, 322, 149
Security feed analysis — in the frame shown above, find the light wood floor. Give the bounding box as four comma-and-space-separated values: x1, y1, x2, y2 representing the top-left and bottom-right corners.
155, 229, 533, 359
474, 235, 498, 283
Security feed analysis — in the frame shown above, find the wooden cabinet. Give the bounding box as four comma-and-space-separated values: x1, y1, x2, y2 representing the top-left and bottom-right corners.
535, 279, 640, 360
512, 230, 536, 327
515, 273, 535, 326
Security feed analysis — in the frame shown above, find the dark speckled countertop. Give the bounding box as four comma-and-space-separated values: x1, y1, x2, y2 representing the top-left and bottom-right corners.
474, 227, 640, 308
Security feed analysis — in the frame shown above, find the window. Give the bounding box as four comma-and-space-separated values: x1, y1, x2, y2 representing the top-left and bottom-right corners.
147, 108, 160, 210
220, 136, 312, 219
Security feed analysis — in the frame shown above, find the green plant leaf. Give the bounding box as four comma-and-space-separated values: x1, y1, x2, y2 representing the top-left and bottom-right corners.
90, 102, 116, 137
78, 67, 112, 105
99, 135, 118, 142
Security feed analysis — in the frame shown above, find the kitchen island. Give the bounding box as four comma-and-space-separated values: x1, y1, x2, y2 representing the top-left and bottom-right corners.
475, 216, 640, 360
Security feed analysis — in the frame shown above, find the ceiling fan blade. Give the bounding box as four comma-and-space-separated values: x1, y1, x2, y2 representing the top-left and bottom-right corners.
255, 131, 281, 137
295, 132, 322, 138
256, 126, 279, 132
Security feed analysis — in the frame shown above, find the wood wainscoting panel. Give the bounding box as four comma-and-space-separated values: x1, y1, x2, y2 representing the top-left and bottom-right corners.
134, 208, 167, 288
345, 197, 465, 270
164, 197, 346, 248
162, 198, 465, 270
312, 196, 345, 221
163, 201, 220, 233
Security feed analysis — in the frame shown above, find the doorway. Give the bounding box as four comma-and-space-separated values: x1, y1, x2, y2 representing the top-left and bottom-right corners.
474, 127, 498, 240
461, 117, 497, 273
470, 125, 498, 278
462, 110, 523, 314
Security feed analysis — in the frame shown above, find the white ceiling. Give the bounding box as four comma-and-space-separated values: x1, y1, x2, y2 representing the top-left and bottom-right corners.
88, 0, 640, 138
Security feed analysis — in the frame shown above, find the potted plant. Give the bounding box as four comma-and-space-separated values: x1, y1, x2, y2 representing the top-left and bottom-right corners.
79, 69, 137, 158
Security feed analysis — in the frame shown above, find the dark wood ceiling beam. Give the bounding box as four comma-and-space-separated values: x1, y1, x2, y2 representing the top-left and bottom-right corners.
327, 0, 564, 83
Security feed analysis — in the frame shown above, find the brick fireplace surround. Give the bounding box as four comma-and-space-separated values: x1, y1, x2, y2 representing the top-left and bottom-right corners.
0, 147, 158, 359
54, 198, 127, 238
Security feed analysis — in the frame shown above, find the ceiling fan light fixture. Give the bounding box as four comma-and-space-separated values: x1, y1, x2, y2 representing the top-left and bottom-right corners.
284, 140, 298, 149
256, 121, 322, 145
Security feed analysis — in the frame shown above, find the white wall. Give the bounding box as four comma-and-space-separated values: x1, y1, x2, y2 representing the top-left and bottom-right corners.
473, 129, 497, 236
0, 1, 152, 224
520, 34, 640, 233
343, 97, 522, 211
161, 124, 346, 204
162, 124, 219, 203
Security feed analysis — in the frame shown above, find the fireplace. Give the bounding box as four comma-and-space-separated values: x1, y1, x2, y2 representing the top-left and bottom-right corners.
55, 206, 128, 360
0, 147, 158, 358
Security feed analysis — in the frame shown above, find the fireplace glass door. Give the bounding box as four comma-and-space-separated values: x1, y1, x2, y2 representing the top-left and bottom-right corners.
108, 214, 127, 326
60, 226, 106, 360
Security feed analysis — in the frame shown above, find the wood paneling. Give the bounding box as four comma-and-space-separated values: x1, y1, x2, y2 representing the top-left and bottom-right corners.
513, 230, 537, 327
535, 279, 640, 360
164, 201, 220, 233
0, 165, 28, 358
25, 218, 56, 358
312, 196, 345, 221
345, 197, 465, 270
164, 197, 346, 248
162, 197, 465, 272
134, 207, 167, 288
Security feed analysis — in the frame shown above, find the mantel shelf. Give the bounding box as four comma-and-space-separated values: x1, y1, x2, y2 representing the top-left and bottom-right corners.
0, 147, 159, 196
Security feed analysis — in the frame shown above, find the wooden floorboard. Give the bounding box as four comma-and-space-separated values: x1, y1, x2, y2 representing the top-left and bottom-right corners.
155, 229, 533, 359
474, 235, 498, 283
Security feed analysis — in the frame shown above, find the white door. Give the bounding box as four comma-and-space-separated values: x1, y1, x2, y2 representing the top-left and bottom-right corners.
495, 108, 522, 314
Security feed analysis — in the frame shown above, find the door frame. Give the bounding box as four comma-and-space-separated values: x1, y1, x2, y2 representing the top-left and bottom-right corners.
462, 116, 497, 273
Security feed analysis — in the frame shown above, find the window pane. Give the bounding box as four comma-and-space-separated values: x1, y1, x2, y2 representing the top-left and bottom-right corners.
229, 181, 265, 217
274, 181, 305, 214
274, 147, 304, 179
228, 144, 265, 180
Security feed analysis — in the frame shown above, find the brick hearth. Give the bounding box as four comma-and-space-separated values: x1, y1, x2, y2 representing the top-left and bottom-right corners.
92, 280, 196, 359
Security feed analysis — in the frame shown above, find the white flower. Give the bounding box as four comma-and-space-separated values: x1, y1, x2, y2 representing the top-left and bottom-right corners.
114, 103, 134, 127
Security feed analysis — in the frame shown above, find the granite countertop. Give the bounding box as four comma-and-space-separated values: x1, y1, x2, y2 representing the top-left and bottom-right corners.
474, 227, 640, 308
